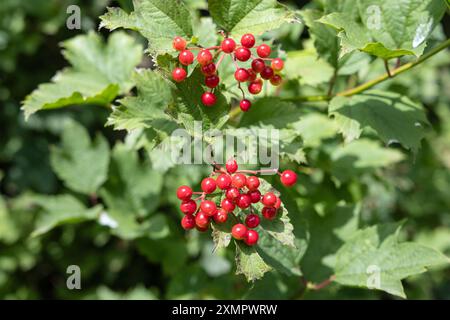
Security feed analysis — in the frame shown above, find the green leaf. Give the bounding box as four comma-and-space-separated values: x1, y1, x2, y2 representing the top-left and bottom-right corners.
330, 139, 404, 182
31, 195, 103, 237
329, 90, 429, 152
22, 32, 142, 119
106, 69, 175, 132
50, 121, 110, 195
285, 49, 334, 85
207, 0, 296, 37
100, 0, 193, 55
291, 113, 338, 148
0, 196, 19, 244
235, 241, 272, 282
334, 223, 450, 298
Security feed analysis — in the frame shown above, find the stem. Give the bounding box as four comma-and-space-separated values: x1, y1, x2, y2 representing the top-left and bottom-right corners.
327, 68, 338, 97
384, 59, 392, 77
306, 275, 336, 291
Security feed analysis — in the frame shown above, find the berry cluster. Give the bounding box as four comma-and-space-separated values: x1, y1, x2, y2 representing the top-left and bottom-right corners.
176, 159, 297, 246
171, 34, 284, 111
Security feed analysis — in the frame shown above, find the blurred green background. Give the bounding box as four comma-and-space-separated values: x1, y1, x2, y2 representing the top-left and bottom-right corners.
0, 0, 449, 299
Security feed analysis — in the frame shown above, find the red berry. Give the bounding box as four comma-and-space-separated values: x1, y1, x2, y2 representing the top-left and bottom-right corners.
173, 36, 187, 51
181, 215, 195, 230
257, 44, 271, 58
216, 174, 232, 190
251, 58, 266, 73
201, 177, 217, 194
271, 58, 284, 71
195, 211, 210, 228
275, 198, 282, 211
225, 187, 240, 200
248, 190, 261, 203
179, 50, 194, 65
241, 33, 256, 48
197, 49, 213, 66
221, 198, 236, 212
172, 67, 187, 82
246, 176, 260, 190
201, 92, 217, 107
180, 200, 197, 215
205, 75, 220, 88
201, 63, 216, 76
245, 214, 260, 228
248, 79, 263, 95
196, 225, 209, 232
244, 229, 259, 246
235, 47, 251, 62
232, 223, 247, 240
234, 68, 250, 82
247, 69, 257, 82
262, 192, 277, 207
236, 194, 252, 209
262, 206, 277, 220
232, 173, 247, 189
226, 159, 238, 174
240, 99, 252, 112
213, 208, 228, 224
176, 185, 193, 201
200, 200, 217, 216
280, 170, 297, 187
260, 66, 274, 80
270, 74, 282, 86
221, 38, 236, 53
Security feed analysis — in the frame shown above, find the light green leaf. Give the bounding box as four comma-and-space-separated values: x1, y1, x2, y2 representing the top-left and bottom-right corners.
329, 90, 429, 152
207, 0, 296, 37
22, 32, 142, 119
285, 49, 334, 85
100, 0, 193, 55
50, 121, 110, 195
193, 17, 219, 48
31, 195, 103, 237
0, 196, 19, 244
235, 241, 272, 282
292, 113, 338, 147
334, 223, 449, 298
330, 139, 404, 182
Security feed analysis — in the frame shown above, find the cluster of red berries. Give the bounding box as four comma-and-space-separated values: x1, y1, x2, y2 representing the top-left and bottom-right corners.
171, 34, 284, 111
176, 159, 297, 246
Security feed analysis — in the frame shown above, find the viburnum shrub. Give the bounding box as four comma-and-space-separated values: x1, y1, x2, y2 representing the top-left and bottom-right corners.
176, 159, 297, 246
171, 33, 284, 111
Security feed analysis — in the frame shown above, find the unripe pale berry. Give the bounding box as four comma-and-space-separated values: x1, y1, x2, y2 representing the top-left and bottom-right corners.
180, 200, 197, 215
213, 208, 228, 224
262, 206, 277, 220
216, 174, 232, 190
260, 66, 274, 80
201, 92, 216, 107
226, 159, 238, 174
248, 79, 263, 95
245, 214, 260, 228
197, 49, 213, 66
256, 44, 271, 58
240, 99, 251, 112
221, 38, 236, 53
201, 63, 216, 76
262, 192, 277, 207
173, 36, 187, 51
181, 215, 195, 230
280, 170, 297, 187
251, 58, 265, 73
248, 190, 261, 203
232, 173, 247, 189
246, 176, 260, 190
177, 185, 193, 201
241, 33, 256, 48
200, 200, 217, 216
236, 194, 252, 209
270, 74, 282, 86
232, 223, 248, 240
195, 211, 210, 228
235, 47, 251, 62
179, 50, 194, 65
221, 198, 236, 212
271, 58, 284, 71
235, 68, 250, 82
172, 68, 187, 82
244, 229, 259, 246
205, 75, 220, 88
201, 177, 217, 194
